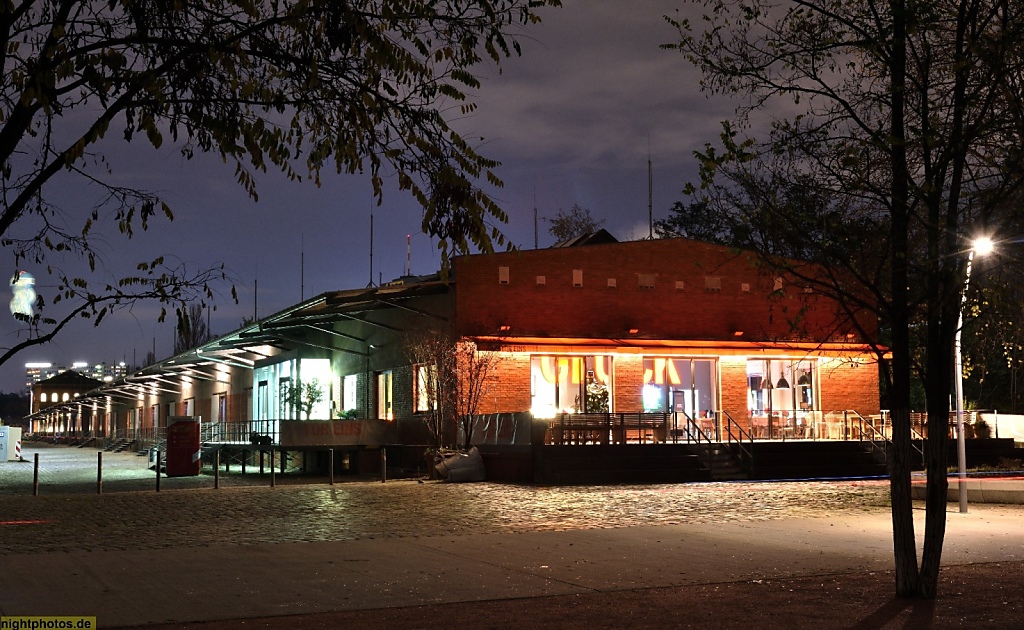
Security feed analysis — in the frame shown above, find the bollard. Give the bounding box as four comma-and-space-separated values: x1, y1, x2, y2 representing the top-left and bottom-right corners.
380, 447, 387, 483
156, 450, 162, 492
329, 449, 334, 486
33, 453, 39, 496
242, 451, 247, 474
259, 450, 265, 475
97, 452, 103, 495
214, 450, 220, 490
270, 450, 276, 487
281, 451, 287, 473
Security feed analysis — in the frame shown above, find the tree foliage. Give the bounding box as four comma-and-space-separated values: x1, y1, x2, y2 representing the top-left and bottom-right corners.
406, 327, 459, 448
406, 329, 501, 450
545, 203, 605, 242
666, 0, 1024, 598
173, 302, 211, 354
280, 377, 325, 421
0, 0, 558, 365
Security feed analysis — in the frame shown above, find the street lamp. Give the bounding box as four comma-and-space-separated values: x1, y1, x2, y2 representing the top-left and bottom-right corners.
954, 236, 993, 513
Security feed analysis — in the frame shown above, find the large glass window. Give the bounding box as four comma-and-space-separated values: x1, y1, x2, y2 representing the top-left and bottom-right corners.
530, 355, 611, 418
414, 364, 436, 413
746, 359, 819, 439
377, 370, 393, 420
342, 374, 358, 416
642, 358, 717, 416
746, 359, 817, 416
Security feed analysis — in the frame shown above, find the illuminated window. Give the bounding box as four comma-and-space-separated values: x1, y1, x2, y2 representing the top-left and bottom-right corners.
62, 392, 70, 402
530, 355, 611, 417
498, 266, 510, 284
343, 374, 358, 415
642, 357, 718, 416
414, 364, 437, 412
746, 359, 817, 417
638, 274, 655, 289
377, 371, 393, 420
40, 392, 47, 403
572, 269, 583, 287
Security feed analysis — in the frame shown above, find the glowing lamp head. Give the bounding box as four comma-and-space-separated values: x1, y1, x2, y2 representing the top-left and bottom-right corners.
973, 237, 994, 256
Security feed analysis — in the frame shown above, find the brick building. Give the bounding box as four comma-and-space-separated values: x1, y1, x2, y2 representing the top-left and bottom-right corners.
453, 236, 879, 437
26, 236, 882, 470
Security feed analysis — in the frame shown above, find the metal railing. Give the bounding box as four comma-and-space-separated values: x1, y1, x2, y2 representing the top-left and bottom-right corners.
846, 409, 889, 464
547, 413, 672, 445
721, 410, 754, 474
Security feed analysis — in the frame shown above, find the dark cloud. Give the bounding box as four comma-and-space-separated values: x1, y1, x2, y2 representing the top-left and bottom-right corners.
1, 1, 743, 391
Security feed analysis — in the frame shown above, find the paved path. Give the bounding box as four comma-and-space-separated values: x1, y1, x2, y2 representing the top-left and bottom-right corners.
2, 445, 1022, 628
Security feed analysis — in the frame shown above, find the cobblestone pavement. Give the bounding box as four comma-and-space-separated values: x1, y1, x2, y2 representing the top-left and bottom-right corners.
1, 446, 892, 556
0, 443, 307, 495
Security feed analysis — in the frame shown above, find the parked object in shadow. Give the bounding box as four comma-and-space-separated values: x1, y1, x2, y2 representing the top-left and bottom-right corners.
435, 447, 486, 482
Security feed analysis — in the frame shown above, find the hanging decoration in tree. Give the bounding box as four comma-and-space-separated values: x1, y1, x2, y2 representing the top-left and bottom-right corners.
9, 271, 36, 318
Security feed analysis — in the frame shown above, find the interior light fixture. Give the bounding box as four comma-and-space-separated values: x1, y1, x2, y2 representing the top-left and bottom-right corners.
733, 330, 744, 337
628, 328, 639, 335
776, 376, 791, 389
499, 325, 511, 332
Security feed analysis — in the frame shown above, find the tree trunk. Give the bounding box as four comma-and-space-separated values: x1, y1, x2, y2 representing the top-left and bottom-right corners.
888, 0, 921, 599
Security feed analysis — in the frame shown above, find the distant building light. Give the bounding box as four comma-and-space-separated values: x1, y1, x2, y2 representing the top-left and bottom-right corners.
25, 362, 52, 369
103, 376, 113, 382
72, 362, 88, 368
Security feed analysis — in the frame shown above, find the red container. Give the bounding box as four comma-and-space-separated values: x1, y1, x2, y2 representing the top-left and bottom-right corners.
165, 417, 201, 477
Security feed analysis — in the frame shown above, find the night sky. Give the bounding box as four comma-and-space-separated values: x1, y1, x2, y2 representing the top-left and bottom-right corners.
1, 1, 740, 392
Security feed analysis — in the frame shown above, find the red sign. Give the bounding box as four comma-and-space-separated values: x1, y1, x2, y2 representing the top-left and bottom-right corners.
278, 420, 394, 447
165, 417, 201, 477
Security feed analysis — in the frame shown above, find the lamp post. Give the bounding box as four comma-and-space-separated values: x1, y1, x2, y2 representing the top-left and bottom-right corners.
954, 236, 993, 513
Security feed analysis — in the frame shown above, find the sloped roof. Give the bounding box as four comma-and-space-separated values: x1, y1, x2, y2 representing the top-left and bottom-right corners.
552, 229, 619, 248
35, 370, 104, 391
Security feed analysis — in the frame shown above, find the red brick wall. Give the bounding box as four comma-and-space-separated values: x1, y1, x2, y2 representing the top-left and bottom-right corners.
719, 357, 751, 428
819, 356, 881, 416
479, 353, 531, 413
612, 355, 643, 412
453, 238, 873, 344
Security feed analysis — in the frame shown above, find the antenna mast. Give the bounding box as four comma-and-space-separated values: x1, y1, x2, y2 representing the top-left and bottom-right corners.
368, 203, 375, 287
406, 234, 411, 276
534, 185, 539, 249
648, 137, 653, 240
300, 233, 305, 301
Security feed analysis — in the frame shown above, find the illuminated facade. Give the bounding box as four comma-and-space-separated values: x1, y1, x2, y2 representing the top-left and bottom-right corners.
455, 237, 880, 438
26, 237, 880, 463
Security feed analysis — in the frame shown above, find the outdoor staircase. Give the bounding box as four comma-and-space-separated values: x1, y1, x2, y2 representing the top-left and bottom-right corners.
104, 438, 133, 452
689, 443, 750, 480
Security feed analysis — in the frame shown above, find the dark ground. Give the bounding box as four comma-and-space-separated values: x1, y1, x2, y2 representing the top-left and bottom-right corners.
128, 560, 1022, 629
